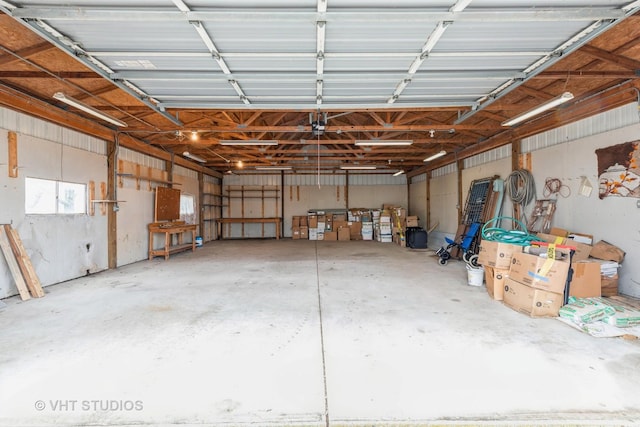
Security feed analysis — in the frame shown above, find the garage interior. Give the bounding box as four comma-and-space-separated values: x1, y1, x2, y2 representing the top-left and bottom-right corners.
1, 1, 640, 426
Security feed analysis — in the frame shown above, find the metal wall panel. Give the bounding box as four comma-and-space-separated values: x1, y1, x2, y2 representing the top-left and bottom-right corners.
464, 144, 512, 168
0, 106, 106, 155
412, 173, 427, 183
118, 147, 165, 170
174, 165, 198, 180
431, 162, 457, 178
522, 102, 639, 153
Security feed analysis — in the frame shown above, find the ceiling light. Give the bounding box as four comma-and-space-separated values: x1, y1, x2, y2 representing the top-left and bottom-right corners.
422, 21, 449, 54
219, 140, 279, 146
501, 92, 574, 127
237, 160, 244, 168
340, 165, 377, 170
190, 131, 198, 141
423, 150, 447, 162
393, 170, 405, 177
317, 0, 327, 13
355, 140, 413, 146
183, 151, 206, 163
52, 92, 127, 127
255, 166, 293, 170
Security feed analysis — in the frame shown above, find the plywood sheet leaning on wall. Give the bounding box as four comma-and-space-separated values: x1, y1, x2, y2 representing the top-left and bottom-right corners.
4, 225, 45, 298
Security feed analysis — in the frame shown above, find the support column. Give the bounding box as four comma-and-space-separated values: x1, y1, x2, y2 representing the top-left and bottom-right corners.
107, 136, 117, 269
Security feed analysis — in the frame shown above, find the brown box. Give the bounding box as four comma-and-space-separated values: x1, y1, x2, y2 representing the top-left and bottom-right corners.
292, 216, 301, 227
323, 231, 337, 241
308, 215, 318, 228
485, 266, 509, 301
300, 226, 308, 239
349, 221, 362, 240
477, 239, 521, 269
601, 274, 619, 296
333, 213, 347, 222
333, 220, 349, 230
590, 240, 625, 263
508, 250, 571, 294
569, 261, 601, 298
292, 226, 301, 240
503, 278, 563, 317
549, 227, 569, 237
300, 216, 308, 227
535, 233, 592, 262
406, 216, 419, 227
338, 227, 350, 241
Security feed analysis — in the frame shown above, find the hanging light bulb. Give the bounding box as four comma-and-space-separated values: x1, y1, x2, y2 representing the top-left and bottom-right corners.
237, 160, 244, 169
190, 131, 199, 141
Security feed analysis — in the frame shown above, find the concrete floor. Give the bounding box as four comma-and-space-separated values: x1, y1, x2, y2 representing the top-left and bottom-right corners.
1, 240, 640, 427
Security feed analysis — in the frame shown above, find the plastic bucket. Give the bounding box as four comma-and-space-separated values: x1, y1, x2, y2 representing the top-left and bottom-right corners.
466, 264, 484, 287
195, 236, 203, 247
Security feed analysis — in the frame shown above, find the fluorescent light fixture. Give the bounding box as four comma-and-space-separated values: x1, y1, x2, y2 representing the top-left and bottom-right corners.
355, 140, 413, 146
317, 21, 326, 53
393, 170, 405, 177
219, 140, 278, 146
340, 165, 377, 170
423, 150, 447, 162
408, 56, 424, 75
501, 92, 574, 127
53, 92, 127, 127
183, 151, 206, 163
255, 166, 292, 170
317, 0, 327, 13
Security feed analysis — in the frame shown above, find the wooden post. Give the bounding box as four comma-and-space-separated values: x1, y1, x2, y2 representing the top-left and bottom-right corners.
198, 171, 204, 241
8, 131, 18, 178
406, 175, 411, 215
512, 140, 522, 222
107, 137, 117, 269
457, 158, 464, 225
345, 170, 349, 210
426, 171, 432, 230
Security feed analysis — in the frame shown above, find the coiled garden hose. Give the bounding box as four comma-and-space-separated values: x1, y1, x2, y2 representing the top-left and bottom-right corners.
481, 216, 540, 246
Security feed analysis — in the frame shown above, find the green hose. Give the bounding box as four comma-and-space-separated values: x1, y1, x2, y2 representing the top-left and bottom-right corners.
481, 216, 540, 246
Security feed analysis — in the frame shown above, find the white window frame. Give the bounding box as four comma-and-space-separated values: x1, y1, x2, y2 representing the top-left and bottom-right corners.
25, 177, 87, 215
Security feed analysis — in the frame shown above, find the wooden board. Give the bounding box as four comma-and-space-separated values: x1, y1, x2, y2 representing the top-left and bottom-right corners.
8, 131, 18, 178
4, 225, 45, 298
155, 187, 181, 222
0, 226, 30, 300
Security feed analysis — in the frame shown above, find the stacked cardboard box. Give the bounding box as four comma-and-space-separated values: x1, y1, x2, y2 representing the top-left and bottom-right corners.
291, 216, 309, 240
477, 240, 521, 301
503, 247, 572, 317
376, 210, 393, 243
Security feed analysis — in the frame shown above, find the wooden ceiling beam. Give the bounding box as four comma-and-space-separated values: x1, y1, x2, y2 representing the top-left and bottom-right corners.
580, 44, 640, 71
0, 42, 54, 66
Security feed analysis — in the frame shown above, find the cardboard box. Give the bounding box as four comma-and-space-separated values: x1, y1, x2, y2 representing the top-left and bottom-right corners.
349, 221, 362, 240
316, 232, 324, 241
309, 229, 318, 241
503, 278, 564, 317
308, 215, 318, 228
292, 226, 301, 240
333, 213, 347, 222
300, 216, 308, 227
333, 220, 349, 230
292, 216, 301, 227
477, 239, 521, 269
508, 250, 571, 294
601, 274, 618, 296
324, 231, 337, 241
535, 233, 592, 262
300, 226, 308, 239
485, 266, 509, 301
406, 216, 419, 227
549, 227, 569, 237
317, 222, 326, 232
338, 227, 350, 241
569, 261, 601, 298
590, 240, 625, 263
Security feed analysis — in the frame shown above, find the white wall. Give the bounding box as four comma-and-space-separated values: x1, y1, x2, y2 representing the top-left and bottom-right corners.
409, 175, 427, 229
528, 123, 640, 297
0, 129, 108, 298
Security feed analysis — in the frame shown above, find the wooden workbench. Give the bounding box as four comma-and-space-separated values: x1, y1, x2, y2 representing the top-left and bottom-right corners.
216, 218, 281, 240
148, 222, 197, 260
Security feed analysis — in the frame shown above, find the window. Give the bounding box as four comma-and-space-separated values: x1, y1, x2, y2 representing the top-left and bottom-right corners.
25, 177, 86, 214
180, 193, 195, 224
